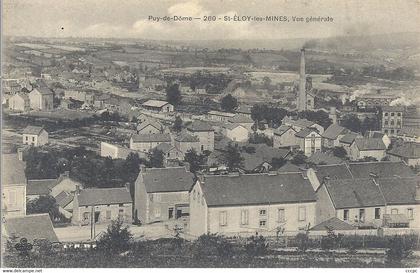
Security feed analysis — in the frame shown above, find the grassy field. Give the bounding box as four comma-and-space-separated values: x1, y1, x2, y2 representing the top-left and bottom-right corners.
26, 110, 95, 121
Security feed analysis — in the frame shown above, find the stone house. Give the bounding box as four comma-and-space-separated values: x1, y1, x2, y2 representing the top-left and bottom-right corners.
22, 126, 49, 147
28, 88, 54, 111
186, 120, 215, 152
130, 133, 172, 153
8, 93, 30, 112
72, 186, 132, 226
174, 133, 200, 155
189, 172, 317, 237
349, 138, 386, 161
295, 128, 322, 156
2, 154, 27, 218
273, 125, 299, 148
134, 166, 194, 224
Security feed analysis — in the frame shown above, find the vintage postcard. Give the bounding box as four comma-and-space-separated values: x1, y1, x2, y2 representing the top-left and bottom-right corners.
1, 0, 419, 270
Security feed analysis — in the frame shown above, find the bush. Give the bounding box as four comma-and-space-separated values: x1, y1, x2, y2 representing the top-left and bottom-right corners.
295, 233, 309, 253
191, 234, 234, 259
97, 219, 133, 253
245, 235, 268, 256
321, 228, 343, 251
385, 235, 413, 266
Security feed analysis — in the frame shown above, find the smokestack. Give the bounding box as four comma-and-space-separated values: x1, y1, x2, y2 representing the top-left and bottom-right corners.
297, 48, 307, 111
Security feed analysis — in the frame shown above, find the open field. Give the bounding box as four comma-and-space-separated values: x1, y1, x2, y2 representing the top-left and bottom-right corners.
26, 109, 96, 121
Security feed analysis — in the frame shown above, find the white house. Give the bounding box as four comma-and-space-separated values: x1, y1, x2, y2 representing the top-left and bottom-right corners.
189, 172, 317, 237
22, 126, 49, 147
8, 93, 30, 112
223, 124, 249, 142
2, 154, 27, 218
349, 138, 386, 161
130, 133, 172, 153
186, 120, 215, 152
273, 125, 299, 148
141, 100, 174, 113
295, 128, 322, 156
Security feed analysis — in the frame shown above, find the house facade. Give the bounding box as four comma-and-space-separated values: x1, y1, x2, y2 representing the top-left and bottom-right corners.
141, 100, 174, 113
273, 125, 298, 148
295, 129, 322, 156
314, 176, 420, 229
174, 133, 201, 155
322, 124, 349, 148
189, 172, 317, 237
1, 154, 27, 218
186, 121, 215, 152
134, 166, 194, 224
381, 105, 404, 136
8, 93, 30, 112
22, 126, 49, 147
349, 138, 386, 161
130, 133, 172, 153
28, 88, 54, 111
223, 124, 249, 142
207, 111, 236, 122
72, 186, 132, 226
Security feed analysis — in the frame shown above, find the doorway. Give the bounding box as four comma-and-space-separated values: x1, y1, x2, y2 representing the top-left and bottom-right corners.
94, 211, 100, 223
168, 208, 174, 219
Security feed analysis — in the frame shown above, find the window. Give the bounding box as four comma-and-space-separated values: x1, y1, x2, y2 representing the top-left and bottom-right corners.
118, 209, 124, 218
106, 210, 111, 220
375, 208, 381, 219
407, 209, 414, 220
259, 220, 266, 227
259, 209, 267, 216
298, 207, 306, 221
359, 209, 365, 222
391, 208, 398, 214
397, 113, 401, 117
391, 112, 395, 116
32, 137, 35, 142
219, 211, 227, 226
241, 210, 249, 225
154, 208, 161, 218
384, 121, 389, 125
343, 209, 349, 221
83, 212, 89, 220
278, 209, 285, 223
25, 136, 28, 141
193, 190, 196, 200
384, 113, 389, 116
119, 203, 124, 207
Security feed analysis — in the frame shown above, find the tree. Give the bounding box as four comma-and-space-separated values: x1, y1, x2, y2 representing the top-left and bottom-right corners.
298, 110, 332, 130
148, 148, 164, 168
245, 235, 268, 256
25, 147, 59, 180
97, 219, 133, 253
222, 144, 243, 170
271, 157, 286, 170
332, 146, 347, 158
173, 116, 183, 132
341, 114, 362, 133
166, 83, 181, 106
124, 152, 142, 183
220, 94, 238, 112
291, 151, 308, 165
184, 149, 205, 173
26, 195, 67, 222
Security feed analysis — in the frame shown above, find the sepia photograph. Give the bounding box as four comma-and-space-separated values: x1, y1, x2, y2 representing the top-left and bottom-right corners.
1, 0, 420, 270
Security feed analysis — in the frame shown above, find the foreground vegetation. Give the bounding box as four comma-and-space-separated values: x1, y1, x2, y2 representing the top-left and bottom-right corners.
4, 221, 419, 268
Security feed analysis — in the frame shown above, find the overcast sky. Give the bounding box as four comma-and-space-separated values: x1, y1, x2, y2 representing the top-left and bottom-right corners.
3, 0, 420, 40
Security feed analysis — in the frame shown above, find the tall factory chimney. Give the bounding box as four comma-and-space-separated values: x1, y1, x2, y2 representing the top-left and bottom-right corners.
297, 48, 307, 111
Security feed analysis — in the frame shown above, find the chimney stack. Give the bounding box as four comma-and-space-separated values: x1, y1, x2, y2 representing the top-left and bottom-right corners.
297, 48, 307, 111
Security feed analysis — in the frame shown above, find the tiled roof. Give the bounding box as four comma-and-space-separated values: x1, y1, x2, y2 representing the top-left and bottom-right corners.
131, 133, 171, 143
295, 128, 320, 138
77, 187, 132, 206
140, 167, 194, 193
142, 99, 170, 108
381, 105, 405, 112
315, 164, 353, 180
387, 142, 420, 159
137, 121, 162, 132
324, 176, 419, 209
2, 154, 26, 186
186, 120, 214, 132
27, 179, 60, 195
155, 143, 176, 153
55, 191, 74, 208
32, 88, 53, 95
200, 172, 316, 207
278, 162, 302, 173
398, 127, 420, 137
175, 132, 199, 142
22, 125, 45, 135
223, 123, 246, 130
354, 138, 386, 151
339, 133, 359, 144
4, 214, 59, 242
228, 115, 254, 124
322, 124, 349, 140
308, 152, 344, 165
348, 161, 415, 178
274, 125, 295, 136
311, 217, 356, 231
364, 131, 385, 139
